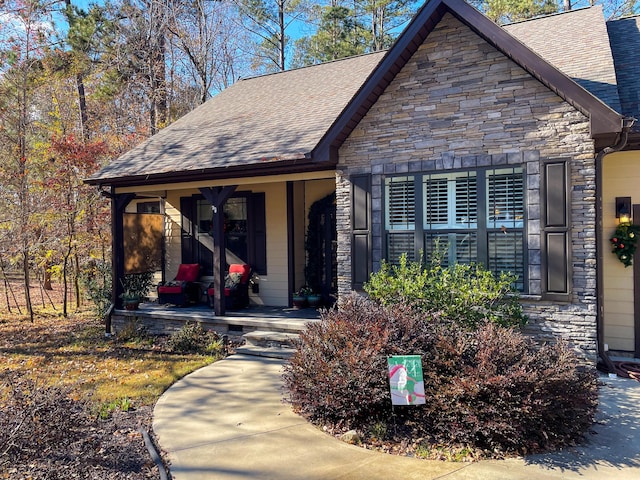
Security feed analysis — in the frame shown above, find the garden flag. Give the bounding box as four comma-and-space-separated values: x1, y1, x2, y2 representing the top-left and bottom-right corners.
388, 355, 426, 406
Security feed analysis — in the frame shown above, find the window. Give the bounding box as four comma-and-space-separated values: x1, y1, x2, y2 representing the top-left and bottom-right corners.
384, 167, 525, 290
136, 201, 161, 214
385, 176, 416, 262
182, 193, 266, 275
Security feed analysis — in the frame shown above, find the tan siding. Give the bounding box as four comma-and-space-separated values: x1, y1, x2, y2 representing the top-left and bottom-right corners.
602, 150, 640, 352
261, 182, 290, 305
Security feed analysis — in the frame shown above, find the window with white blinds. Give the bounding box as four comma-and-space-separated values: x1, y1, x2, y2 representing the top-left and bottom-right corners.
385, 176, 416, 263
385, 177, 415, 230
384, 167, 526, 291
487, 168, 524, 229
423, 173, 477, 229
488, 231, 524, 291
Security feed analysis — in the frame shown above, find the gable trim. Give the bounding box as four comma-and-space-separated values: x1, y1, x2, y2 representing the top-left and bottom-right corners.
312, 0, 624, 161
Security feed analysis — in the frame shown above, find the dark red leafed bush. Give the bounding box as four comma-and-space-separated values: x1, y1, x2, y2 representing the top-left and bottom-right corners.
420, 323, 598, 454
283, 295, 436, 426
283, 294, 598, 456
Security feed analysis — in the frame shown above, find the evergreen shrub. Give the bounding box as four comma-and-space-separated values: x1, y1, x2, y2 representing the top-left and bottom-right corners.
364, 253, 526, 329
168, 322, 222, 354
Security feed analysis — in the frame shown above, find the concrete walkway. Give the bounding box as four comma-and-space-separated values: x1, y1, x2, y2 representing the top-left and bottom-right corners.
154, 354, 640, 480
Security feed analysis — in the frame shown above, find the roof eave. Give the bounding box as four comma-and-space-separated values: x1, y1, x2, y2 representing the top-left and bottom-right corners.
85, 157, 335, 188
621, 130, 640, 151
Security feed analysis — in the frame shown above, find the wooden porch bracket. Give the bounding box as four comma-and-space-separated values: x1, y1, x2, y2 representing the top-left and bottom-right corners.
200, 186, 237, 315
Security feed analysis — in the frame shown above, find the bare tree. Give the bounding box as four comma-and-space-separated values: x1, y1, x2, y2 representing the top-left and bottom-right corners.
166, 0, 249, 103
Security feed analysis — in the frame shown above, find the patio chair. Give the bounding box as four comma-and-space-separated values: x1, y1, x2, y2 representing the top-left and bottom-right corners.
157, 263, 201, 306
207, 264, 251, 310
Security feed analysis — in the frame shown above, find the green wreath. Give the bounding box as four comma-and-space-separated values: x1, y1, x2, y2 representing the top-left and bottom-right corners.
610, 222, 640, 267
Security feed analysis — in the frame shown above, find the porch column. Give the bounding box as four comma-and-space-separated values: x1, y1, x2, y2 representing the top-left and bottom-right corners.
111, 191, 135, 327
200, 186, 237, 315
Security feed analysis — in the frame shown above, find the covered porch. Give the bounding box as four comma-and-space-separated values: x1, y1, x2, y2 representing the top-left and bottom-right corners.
108, 172, 337, 329
111, 303, 321, 357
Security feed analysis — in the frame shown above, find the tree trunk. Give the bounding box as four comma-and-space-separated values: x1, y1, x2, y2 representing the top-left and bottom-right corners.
74, 251, 81, 309
43, 263, 53, 290
278, 0, 285, 71
150, 14, 167, 135
76, 72, 89, 140
22, 253, 33, 322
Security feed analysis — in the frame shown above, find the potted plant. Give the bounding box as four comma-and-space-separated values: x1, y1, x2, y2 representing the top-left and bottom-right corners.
120, 272, 154, 310
306, 291, 322, 308
292, 286, 312, 309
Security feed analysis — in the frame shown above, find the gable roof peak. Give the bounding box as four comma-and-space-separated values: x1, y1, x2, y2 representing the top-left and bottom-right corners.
313, 0, 624, 160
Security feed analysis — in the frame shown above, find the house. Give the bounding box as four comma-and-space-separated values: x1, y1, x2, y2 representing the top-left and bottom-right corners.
86, 0, 640, 364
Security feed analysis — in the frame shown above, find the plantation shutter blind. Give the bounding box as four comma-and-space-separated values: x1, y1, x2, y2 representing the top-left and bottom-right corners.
487, 169, 524, 229
486, 169, 525, 291
386, 177, 416, 262
386, 177, 415, 229
455, 174, 477, 228
425, 177, 448, 227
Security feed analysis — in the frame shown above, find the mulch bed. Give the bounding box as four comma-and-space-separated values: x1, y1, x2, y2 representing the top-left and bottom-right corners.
0, 282, 168, 479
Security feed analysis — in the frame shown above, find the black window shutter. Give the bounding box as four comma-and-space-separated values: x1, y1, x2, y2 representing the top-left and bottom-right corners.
249, 192, 267, 275
542, 161, 571, 300
352, 174, 372, 290
180, 196, 195, 264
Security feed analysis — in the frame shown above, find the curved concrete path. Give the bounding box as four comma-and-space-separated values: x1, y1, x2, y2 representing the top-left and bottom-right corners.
154, 354, 640, 480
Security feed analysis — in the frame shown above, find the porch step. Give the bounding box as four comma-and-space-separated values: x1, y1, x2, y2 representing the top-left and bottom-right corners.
235, 330, 300, 359
243, 330, 300, 348
235, 344, 296, 360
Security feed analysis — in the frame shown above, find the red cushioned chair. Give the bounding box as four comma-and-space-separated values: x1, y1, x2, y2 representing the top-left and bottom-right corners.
207, 264, 251, 310
157, 263, 201, 306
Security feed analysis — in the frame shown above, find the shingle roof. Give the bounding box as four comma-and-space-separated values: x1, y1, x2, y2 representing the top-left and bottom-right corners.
88, 52, 385, 185
504, 6, 621, 112
89, 1, 631, 187
607, 15, 640, 130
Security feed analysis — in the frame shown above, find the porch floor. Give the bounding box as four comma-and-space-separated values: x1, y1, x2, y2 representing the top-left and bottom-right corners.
111, 302, 321, 338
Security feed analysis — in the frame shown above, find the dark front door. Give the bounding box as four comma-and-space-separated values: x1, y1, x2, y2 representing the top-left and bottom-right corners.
306, 193, 337, 302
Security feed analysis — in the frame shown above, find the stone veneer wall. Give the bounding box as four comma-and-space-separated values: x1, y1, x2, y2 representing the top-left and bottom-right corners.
335, 13, 598, 359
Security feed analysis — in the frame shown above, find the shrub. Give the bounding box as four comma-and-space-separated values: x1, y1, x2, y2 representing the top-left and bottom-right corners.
364, 252, 526, 329
116, 319, 149, 343
284, 295, 598, 456
81, 259, 113, 318
419, 323, 598, 454
168, 322, 222, 354
283, 295, 432, 426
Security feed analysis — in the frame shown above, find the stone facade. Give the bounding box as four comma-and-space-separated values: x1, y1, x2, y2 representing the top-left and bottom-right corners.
335, 14, 598, 359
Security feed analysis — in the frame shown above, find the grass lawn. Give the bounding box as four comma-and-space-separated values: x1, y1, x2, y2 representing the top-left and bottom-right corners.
0, 310, 219, 409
